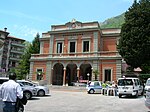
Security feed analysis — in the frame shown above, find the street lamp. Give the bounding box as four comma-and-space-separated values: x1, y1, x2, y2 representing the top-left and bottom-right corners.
38, 72, 42, 80
87, 73, 90, 82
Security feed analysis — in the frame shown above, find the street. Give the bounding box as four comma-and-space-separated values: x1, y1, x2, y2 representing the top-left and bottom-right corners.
24, 90, 149, 112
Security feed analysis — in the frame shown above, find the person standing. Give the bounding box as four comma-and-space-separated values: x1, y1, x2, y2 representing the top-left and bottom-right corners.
0, 72, 23, 112
112, 81, 118, 96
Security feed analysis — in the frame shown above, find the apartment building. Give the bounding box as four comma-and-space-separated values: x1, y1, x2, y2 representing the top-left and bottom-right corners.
29, 19, 122, 86
0, 28, 25, 76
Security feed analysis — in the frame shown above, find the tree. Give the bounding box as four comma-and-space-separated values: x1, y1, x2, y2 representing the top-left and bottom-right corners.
15, 42, 33, 79
31, 33, 40, 54
117, 0, 150, 72
16, 33, 40, 79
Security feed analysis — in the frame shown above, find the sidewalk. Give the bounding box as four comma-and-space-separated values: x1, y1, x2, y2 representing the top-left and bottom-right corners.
48, 85, 87, 92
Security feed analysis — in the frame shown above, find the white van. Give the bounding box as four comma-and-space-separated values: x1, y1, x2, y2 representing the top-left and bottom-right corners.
117, 77, 144, 98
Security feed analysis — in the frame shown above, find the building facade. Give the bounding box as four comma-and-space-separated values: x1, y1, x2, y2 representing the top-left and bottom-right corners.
0, 28, 25, 76
29, 20, 122, 86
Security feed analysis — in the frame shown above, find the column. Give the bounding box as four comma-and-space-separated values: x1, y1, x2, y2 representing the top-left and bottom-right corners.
77, 67, 80, 82
51, 68, 54, 85
91, 67, 93, 81
63, 68, 66, 86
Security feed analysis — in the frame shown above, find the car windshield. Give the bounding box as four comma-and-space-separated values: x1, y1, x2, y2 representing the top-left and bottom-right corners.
118, 79, 133, 86
146, 80, 150, 86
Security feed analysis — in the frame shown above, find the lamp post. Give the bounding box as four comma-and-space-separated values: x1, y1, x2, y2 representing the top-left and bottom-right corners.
87, 73, 90, 83
38, 72, 42, 80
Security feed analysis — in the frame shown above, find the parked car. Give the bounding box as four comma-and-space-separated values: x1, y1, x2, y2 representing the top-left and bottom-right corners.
19, 83, 37, 100
0, 77, 37, 100
117, 77, 144, 98
145, 88, 150, 109
86, 81, 102, 94
17, 80, 50, 96
144, 78, 150, 97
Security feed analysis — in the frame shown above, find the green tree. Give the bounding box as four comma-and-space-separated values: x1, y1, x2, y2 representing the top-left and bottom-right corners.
31, 33, 40, 54
16, 33, 40, 79
117, 0, 150, 72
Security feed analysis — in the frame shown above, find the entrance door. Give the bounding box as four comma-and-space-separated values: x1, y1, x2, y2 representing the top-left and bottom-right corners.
104, 69, 111, 81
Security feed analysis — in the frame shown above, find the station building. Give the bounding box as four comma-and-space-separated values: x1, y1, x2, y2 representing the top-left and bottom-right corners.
29, 19, 122, 86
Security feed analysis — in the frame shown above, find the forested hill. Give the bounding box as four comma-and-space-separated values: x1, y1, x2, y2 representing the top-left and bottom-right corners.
100, 13, 125, 28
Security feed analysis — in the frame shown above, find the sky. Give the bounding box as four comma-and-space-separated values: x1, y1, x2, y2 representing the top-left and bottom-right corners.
0, 0, 135, 42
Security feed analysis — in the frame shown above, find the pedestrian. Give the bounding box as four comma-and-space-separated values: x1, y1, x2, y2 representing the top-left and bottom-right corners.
112, 81, 118, 96
0, 72, 23, 112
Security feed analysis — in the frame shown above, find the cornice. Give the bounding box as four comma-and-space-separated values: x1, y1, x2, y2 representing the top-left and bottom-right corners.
30, 56, 122, 62
48, 27, 100, 34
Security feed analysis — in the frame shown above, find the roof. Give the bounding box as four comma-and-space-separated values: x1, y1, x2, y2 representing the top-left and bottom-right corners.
7, 35, 25, 41
0, 30, 9, 34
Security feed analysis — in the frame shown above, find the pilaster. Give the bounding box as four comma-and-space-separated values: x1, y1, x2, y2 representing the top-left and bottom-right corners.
29, 62, 34, 80
49, 35, 54, 57
46, 61, 52, 85
116, 60, 122, 79
93, 32, 98, 55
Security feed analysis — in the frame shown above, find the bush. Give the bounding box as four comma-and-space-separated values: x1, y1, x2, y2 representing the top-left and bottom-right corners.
139, 74, 150, 83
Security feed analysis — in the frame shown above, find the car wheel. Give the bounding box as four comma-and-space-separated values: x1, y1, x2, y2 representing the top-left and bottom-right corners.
38, 90, 45, 96
135, 91, 138, 98
89, 89, 94, 94
119, 94, 122, 98
24, 91, 32, 100
141, 91, 144, 96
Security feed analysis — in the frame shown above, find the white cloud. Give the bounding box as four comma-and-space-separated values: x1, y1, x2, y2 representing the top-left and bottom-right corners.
10, 25, 43, 42
0, 10, 45, 22
0, 9, 62, 24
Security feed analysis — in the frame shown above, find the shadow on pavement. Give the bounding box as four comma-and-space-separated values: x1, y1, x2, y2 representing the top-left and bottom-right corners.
29, 97, 40, 100
44, 94, 51, 97
119, 95, 144, 99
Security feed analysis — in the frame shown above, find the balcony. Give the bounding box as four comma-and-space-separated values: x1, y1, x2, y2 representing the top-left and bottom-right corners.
31, 51, 121, 60
0, 37, 4, 48
9, 56, 21, 61
10, 49, 24, 54
11, 42, 25, 47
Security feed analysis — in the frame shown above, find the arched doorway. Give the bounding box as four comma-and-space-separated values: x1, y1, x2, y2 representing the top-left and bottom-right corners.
66, 63, 77, 86
80, 64, 92, 81
52, 63, 64, 85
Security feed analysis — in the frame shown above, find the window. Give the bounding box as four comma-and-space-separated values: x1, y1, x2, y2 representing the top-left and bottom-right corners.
118, 79, 133, 86
12, 62, 16, 67
94, 82, 100, 86
83, 41, 89, 52
70, 42, 75, 53
57, 42, 62, 53
104, 69, 111, 81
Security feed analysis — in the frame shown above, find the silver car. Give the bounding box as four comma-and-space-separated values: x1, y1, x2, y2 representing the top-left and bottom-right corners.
0, 77, 37, 100
17, 80, 50, 96
19, 83, 37, 100
145, 88, 150, 109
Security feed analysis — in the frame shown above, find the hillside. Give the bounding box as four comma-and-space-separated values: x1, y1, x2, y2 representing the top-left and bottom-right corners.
100, 13, 125, 28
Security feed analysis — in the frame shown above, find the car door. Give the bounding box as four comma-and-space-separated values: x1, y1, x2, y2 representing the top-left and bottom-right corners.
94, 82, 102, 93
138, 80, 144, 94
